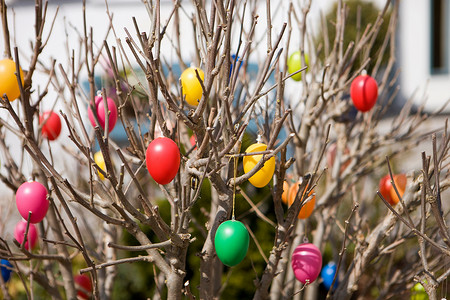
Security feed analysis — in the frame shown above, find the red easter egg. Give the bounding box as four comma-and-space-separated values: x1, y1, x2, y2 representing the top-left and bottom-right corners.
88, 96, 118, 132
190, 135, 196, 147
350, 74, 378, 112
390, 174, 407, 205
379, 174, 393, 204
379, 174, 407, 205
291, 243, 322, 284
16, 181, 49, 223
14, 221, 38, 250
146, 137, 180, 185
74, 274, 92, 299
40, 111, 62, 141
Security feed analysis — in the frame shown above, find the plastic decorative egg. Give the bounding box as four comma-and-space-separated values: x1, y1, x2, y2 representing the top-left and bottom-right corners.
189, 135, 196, 147
180, 67, 204, 106
411, 283, 428, 300
146, 137, 180, 185
214, 220, 249, 267
230, 54, 243, 78
0, 259, 13, 283
291, 243, 322, 284
287, 51, 309, 81
0, 58, 24, 101
390, 174, 407, 205
321, 261, 338, 290
40, 111, 62, 141
14, 220, 38, 250
88, 95, 118, 132
288, 183, 316, 219
379, 173, 407, 205
281, 180, 290, 204
94, 151, 106, 180
16, 181, 49, 223
74, 274, 93, 299
243, 142, 275, 188
350, 74, 378, 112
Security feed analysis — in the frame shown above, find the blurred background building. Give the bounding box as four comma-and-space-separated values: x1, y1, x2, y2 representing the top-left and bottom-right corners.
3, 0, 449, 113
398, 0, 450, 112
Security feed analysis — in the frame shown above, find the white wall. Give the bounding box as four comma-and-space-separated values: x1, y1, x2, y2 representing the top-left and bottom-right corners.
398, 0, 450, 112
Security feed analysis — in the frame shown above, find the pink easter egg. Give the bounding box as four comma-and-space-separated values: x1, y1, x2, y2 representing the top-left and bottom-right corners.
291, 243, 322, 284
88, 96, 118, 132
16, 181, 49, 223
14, 220, 38, 250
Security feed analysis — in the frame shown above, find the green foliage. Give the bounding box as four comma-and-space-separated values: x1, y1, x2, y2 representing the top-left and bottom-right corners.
112, 199, 173, 299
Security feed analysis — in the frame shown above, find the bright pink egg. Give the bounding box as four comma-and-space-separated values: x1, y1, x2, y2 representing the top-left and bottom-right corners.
16, 181, 49, 223
14, 221, 38, 250
291, 243, 322, 284
88, 96, 118, 132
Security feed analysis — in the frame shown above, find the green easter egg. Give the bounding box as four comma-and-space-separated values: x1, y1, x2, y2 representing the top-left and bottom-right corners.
411, 283, 428, 300
287, 51, 309, 81
214, 220, 249, 267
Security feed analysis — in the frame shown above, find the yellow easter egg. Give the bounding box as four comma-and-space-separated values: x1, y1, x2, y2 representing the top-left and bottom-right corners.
243, 143, 275, 188
181, 67, 204, 106
94, 151, 106, 180
0, 59, 24, 101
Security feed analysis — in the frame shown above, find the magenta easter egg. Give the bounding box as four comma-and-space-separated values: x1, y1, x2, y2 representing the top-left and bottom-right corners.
88, 96, 118, 132
291, 243, 322, 284
14, 221, 38, 250
146, 137, 180, 185
16, 181, 49, 223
